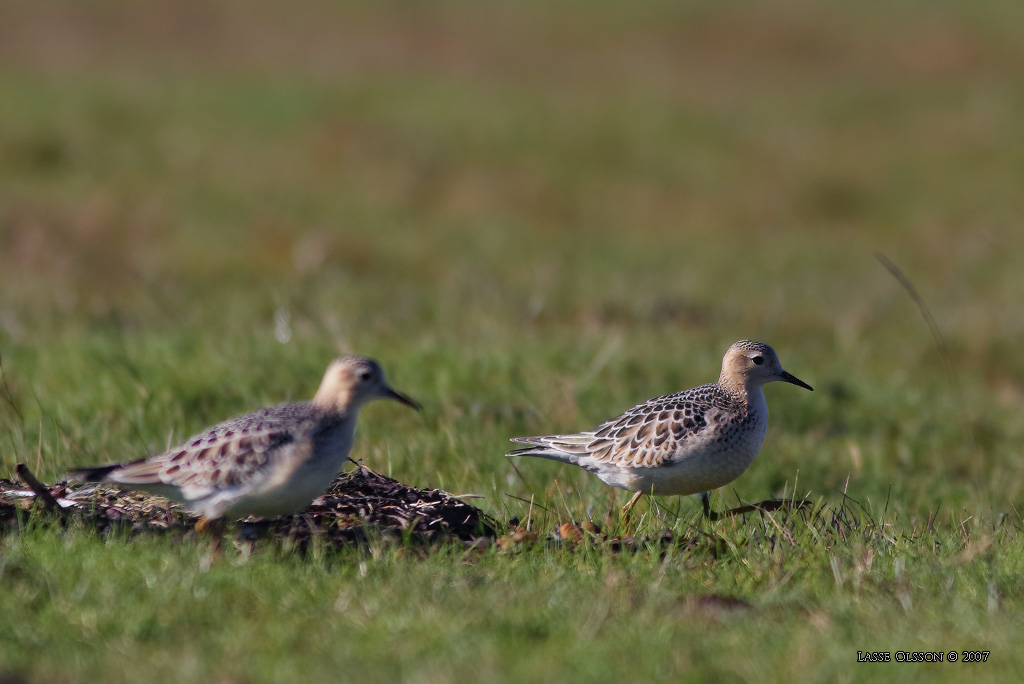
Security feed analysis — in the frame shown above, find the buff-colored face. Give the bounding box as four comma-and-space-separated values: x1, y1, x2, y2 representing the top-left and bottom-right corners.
721, 341, 813, 391
313, 355, 420, 411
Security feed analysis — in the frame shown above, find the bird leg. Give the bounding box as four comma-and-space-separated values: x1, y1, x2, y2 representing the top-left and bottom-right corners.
620, 490, 644, 521
194, 516, 228, 559
700, 492, 713, 519
195, 516, 219, 535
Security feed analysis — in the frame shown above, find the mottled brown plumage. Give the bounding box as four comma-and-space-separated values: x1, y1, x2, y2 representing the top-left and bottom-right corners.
508, 340, 812, 516
72, 355, 419, 521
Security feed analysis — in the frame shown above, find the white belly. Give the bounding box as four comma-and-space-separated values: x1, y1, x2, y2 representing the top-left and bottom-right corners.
621, 439, 762, 495
214, 422, 356, 518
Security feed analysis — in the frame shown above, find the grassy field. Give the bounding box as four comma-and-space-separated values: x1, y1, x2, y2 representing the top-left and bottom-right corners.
2, 0, 1024, 681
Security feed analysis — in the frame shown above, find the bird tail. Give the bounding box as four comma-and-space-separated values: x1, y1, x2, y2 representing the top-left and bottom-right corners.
506, 437, 585, 465
70, 463, 125, 483
70, 458, 164, 485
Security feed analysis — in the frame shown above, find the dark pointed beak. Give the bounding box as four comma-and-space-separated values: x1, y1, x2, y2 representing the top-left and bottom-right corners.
779, 371, 813, 391
385, 386, 421, 410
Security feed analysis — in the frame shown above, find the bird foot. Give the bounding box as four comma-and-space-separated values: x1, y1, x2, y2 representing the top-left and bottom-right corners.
706, 498, 812, 521
620, 491, 645, 523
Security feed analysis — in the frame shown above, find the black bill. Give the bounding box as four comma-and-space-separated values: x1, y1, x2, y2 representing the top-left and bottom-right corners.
780, 371, 813, 391
386, 386, 422, 410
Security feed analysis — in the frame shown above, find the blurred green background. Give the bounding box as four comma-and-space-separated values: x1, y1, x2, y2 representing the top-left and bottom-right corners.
2, 2, 1024, 680
3, 0, 1023, 512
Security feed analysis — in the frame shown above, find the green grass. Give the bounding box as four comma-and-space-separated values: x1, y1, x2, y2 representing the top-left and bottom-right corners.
3, 0, 1024, 681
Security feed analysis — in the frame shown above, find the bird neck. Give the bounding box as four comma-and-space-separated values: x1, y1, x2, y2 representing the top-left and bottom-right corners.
717, 374, 764, 406
312, 382, 356, 413
314, 402, 361, 434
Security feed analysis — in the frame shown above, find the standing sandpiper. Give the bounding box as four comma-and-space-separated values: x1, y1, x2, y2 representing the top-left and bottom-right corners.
72, 355, 419, 527
507, 340, 812, 519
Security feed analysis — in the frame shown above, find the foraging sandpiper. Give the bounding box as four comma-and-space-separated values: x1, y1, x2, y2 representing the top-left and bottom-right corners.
72, 355, 419, 526
508, 340, 812, 518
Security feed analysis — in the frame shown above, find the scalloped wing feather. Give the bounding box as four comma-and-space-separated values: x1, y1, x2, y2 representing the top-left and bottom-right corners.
155, 429, 294, 490
578, 384, 741, 469
510, 384, 747, 470
106, 403, 321, 492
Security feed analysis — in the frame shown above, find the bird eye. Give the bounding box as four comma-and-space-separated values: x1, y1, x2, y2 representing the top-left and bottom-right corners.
751, 355, 764, 366
357, 368, 373, 382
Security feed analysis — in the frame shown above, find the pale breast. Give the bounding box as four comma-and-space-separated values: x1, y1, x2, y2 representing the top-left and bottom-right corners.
224, 413, 356, 517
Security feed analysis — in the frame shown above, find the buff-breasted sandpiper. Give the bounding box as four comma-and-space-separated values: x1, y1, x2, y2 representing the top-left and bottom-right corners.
507, 340, 812, 519
72, 355, 419, 526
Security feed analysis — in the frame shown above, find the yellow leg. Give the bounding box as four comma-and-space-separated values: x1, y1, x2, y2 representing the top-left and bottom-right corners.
620, 490, 644, 521
195, 516, 228, 536
194, 516, 227, 562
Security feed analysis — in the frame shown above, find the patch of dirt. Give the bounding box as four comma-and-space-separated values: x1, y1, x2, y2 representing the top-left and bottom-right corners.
0, 465, 499, 549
